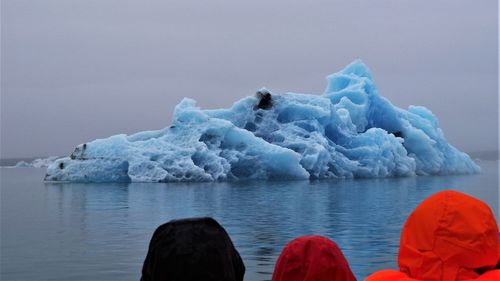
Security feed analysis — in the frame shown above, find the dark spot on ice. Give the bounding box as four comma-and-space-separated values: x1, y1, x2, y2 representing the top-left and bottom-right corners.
255, 90, 272, 110
244, 122, 257, 132
391, 131, 404, 138
83, 143, 87, 150
199, 133, 220, 148
59, 162, 64, 169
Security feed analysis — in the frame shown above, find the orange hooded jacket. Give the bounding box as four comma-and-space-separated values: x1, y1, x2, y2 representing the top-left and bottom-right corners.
272, 236, 357, 281
366, 190, 500, 281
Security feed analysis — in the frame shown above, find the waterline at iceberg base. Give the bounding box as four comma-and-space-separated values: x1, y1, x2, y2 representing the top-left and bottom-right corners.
45, 60, 480, 182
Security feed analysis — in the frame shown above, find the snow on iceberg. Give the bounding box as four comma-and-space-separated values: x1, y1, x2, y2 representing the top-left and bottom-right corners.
45, 60, 480, 182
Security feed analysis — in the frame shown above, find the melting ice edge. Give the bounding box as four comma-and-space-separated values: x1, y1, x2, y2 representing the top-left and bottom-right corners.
45, 60, 480, 182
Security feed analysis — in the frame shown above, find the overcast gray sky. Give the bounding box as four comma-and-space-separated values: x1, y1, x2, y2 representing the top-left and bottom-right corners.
1, 0, 498, 158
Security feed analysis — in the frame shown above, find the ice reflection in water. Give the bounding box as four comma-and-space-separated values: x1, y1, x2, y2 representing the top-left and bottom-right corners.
1, 160, 497, 281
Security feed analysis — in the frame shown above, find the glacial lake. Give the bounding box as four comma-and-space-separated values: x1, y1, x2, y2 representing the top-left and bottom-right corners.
1, 160, 498, 281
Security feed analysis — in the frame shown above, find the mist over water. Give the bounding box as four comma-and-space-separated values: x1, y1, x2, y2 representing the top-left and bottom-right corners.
1, 1, 498, 158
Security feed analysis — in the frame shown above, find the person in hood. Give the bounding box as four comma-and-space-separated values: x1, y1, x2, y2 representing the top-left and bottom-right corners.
366, 190, 500, 281
141, 217, 245, 281
272, 235, 356, 281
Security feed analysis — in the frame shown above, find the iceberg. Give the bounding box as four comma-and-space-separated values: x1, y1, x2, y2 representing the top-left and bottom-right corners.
15, 156, 59, 168
45, 60, 480, 182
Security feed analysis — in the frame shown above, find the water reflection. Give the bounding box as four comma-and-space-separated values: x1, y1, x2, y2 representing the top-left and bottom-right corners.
1, 160, 497, 281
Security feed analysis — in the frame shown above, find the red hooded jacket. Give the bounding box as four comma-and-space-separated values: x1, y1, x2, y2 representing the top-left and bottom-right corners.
366, 190, 500, 281
272, 236, 357, 281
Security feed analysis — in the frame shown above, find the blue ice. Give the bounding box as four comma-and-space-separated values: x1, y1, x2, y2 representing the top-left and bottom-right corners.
45, 60, 480, 182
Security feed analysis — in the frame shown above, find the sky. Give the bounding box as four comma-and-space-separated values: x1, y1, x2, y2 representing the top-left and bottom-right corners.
1, 0, 498, 158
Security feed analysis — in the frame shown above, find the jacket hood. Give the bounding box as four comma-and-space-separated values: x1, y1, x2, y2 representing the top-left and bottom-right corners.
141, 217, 245, 281
272, 236, 356, 281
398, 190, 500, 280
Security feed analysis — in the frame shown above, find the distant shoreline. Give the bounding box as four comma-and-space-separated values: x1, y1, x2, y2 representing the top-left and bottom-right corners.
0, 157, 58, 167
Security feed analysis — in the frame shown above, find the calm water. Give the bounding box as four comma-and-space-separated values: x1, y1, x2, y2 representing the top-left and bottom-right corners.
1, 160, 498, 281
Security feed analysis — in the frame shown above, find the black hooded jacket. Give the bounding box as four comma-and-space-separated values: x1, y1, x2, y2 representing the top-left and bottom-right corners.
141, 217, 245, 281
